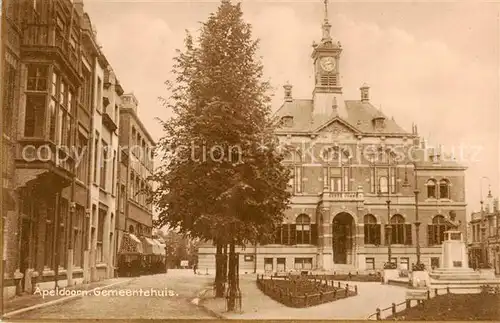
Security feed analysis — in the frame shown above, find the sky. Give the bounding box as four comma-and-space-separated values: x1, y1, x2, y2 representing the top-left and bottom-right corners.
83, 0, 500, 216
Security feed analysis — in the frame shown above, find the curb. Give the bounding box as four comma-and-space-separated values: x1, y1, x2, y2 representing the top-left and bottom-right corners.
193, 287, 227, 319
3, 278, 135, 318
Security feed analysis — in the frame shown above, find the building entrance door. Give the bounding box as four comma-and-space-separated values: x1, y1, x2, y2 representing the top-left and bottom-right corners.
332, 212, 354, 264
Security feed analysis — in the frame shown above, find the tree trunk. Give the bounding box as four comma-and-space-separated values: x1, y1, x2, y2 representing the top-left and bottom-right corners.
227, 242, 237, 311
223, 244, 228, 283
214, 243, 225, 297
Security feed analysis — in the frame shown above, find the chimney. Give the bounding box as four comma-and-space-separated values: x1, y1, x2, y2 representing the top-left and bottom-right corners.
283, 82, 293, 102
360, 83, 370, 103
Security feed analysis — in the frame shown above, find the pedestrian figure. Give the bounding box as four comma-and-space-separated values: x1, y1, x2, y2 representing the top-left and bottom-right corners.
193, 263, 198, 275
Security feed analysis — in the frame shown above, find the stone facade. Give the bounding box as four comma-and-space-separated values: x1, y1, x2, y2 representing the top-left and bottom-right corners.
197, 2, 467, 273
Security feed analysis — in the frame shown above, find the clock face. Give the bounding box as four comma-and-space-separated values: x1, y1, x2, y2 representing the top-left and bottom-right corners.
320, 57, 336, 72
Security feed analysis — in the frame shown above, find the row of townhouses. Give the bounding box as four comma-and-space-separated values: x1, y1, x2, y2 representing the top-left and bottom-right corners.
2, 0, 159, 298
468, 193, 500, 274
198, 2, 469, 273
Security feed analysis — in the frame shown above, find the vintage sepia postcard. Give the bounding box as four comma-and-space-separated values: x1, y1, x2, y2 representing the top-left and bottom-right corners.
1, 0, 499, 321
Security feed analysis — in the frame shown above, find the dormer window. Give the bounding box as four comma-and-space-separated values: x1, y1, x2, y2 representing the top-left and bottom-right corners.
372, 117, 385, 130
281, 116, 294, 128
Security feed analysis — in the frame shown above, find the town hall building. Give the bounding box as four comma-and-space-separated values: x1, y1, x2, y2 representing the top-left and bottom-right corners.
197, 1, 467, 273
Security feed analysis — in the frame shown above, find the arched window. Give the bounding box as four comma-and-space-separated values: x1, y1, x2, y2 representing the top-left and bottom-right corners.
427, 179, 437, 198
129, 224, 135, 234
439, 179, 450, 199
379, 176, 388, 193
296, 214, 311, 244
428, 215, 448, 245
388, 214, 412, 245
364, 214, 381, 245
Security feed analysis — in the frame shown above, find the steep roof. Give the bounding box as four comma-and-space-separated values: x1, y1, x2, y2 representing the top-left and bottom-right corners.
273, 98, 408, 135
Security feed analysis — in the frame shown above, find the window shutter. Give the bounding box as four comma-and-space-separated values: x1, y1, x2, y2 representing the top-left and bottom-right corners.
289, 224, 296, 245
405, 224, 412, 245
311, 224, 318, 245
427, 225, 434, 246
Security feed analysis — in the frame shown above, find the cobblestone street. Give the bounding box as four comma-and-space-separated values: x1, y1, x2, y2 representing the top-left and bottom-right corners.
11, 270, 215, 319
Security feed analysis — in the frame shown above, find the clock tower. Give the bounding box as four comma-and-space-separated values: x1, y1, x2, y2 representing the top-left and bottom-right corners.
312, 0, 346, 118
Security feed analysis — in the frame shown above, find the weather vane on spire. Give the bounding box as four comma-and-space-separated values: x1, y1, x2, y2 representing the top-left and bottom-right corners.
321, 0, 332, 42
324, 0, 329, 21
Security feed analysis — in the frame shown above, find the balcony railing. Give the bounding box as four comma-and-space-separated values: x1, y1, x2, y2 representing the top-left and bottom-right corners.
22, 24, 79, 72
326, 191, 362, 201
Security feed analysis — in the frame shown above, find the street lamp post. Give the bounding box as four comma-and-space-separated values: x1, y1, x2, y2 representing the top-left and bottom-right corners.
480, 176, 490, 267
403, 162, 421, 264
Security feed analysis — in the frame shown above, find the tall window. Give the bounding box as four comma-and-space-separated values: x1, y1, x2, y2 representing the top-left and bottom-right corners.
81, 67, 91, 109
428, 215, 448, 246
427, 179, 437, 198
388, 214, 412, 245
27, 65, 48, 91
295, 214, 311, 244
93, 133, 99, 183
130, 173, 135, 199
120, 185, 126, 212
24, 95, 46, 138
97, 77, 102, 112
44, 196, 56, 268
76, 133, 88, 183
439, 179, 450, 199
100, 140, 108, 190
112, 151, 116, 195
97, 209, 105, 263
364, 214, 381, 245
370, 167, 376, 193
59, 198, 68, 268
73, 205, 84, 267
379, 176, 388, 193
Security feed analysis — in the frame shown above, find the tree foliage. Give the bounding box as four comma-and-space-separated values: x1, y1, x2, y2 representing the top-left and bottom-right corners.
152, 0, 291, 246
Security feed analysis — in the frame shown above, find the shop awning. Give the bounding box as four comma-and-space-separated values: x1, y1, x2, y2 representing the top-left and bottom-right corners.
152, 239, 166, 255
142, 237, 156, 255
119, 233, 143, 254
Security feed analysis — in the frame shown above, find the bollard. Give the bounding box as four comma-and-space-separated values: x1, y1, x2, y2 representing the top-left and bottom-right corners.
391, 302, 396, 315
304, 293, 308, 307
355, 285, 358, 295
435, 288, 438, 296
427, 290, 430, 300
447, 286, 450, 294
376, 308, 381, 320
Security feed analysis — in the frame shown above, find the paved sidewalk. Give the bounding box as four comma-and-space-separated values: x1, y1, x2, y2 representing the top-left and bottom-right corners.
201, 275, 408, 319
4, 277, 133, 316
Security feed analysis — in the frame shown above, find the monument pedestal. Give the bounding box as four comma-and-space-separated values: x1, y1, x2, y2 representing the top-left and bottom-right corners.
429, 230, 500, 293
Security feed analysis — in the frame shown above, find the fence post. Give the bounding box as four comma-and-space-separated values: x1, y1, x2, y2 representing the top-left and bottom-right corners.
435, 288, 438, 296
355, 285, 358, 295
391, 302, 396, 315
376, 308, 381, 320
304, 293, 308, 307
447, 286, 450, 294
427, 290, 430, 300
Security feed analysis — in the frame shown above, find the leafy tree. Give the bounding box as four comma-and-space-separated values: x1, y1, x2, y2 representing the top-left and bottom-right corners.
152, 0, 290, 305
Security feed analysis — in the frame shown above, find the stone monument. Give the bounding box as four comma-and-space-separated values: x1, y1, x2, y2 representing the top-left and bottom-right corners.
428, 211, 500, 293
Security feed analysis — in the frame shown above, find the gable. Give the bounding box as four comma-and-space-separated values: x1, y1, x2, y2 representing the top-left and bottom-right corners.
316, 119, 358, 141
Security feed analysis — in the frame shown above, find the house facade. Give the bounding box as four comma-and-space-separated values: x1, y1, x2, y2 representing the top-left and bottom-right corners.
468, 193, 499, 273
197, 2, 467, 273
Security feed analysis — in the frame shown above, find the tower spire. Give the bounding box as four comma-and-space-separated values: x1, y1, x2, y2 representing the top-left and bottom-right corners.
321, 0, 332, 42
